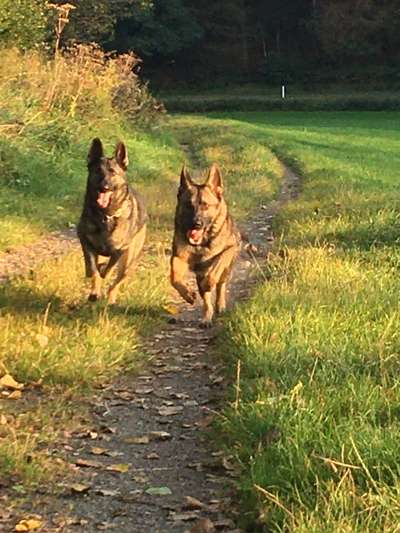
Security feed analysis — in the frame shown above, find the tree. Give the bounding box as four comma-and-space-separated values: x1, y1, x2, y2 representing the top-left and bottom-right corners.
111, 0, 202, 59
315, 0, 399, 63
0, 0, 49, 49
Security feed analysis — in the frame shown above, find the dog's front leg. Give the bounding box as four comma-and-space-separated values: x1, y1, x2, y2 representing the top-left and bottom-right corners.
201, 290, 214, 327
99, 251, 123, 279
86, 260, 102, 302
170, 256, 197, 304
199, 246, 237, 326
196, 275, 214, 328
216, 279, 227, 315
79, 242, 102, 301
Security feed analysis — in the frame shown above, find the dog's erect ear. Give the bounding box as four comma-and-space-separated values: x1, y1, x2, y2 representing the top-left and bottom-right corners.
179, 165, 193, 193
206, 163, 223, 199
115, 141, 129, 170
88, 138, 104, 167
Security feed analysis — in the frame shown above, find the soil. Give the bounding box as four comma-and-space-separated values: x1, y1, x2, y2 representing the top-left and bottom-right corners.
0, 162, 300, 533
0, 228, 78, 284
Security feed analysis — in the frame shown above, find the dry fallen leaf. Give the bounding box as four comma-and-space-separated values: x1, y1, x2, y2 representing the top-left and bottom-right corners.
15, 518, 43, 531
96, 522, 118, 530
90, 447, 109, 456
214, 519, 235, 529
146, 452, 160, 460
158, 406, 183, 416
70, 483, 91, 494
184, 400, 199, 407
106, 463, 130, 473
8, 390, 22, 400
170, 511, 199, 522
132, 473, 149, 483
163, 304, 179, 315
124, 435, 150, 445
183, 496, 205, 510
222, 457, 235, 471
75, 458, 103, 469
189, 518, 216, 533
99, 425, 116, 434
105, 450, 124, 458
209, 375, 223, 385
134, 387, 154, 395
148, 431, 172, 441
0, 374, 24, 390
95, 488, 120, 497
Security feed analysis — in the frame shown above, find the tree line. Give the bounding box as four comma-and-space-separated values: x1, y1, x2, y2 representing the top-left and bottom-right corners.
1, 0, 399, 85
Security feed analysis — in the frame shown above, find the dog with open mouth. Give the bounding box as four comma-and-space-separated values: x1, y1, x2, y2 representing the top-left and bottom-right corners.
77, 138, 147, 304
171, 163, 241, 327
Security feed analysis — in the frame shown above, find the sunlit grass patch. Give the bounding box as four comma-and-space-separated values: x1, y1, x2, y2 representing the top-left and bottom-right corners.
219, 247, 400, 530
0, 247, 170, 386
170, 114, 280, 220
0, 399, 76, 486
0, 246, 170, 485
215, 111, 400, 531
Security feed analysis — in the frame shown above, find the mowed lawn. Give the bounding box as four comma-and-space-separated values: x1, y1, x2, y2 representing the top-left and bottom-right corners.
212, 112, 400, 531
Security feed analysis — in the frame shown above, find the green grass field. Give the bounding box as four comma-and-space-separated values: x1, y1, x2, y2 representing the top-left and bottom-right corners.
160, 87, 400, 113
211, 111, 400, 531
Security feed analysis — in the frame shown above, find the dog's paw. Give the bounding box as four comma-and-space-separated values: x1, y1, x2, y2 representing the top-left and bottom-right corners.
199, 319, 213, 329
184, 290, 197, 305
98, 263, 109, 278
88, 293, 99, 302
107, 293, 117, 305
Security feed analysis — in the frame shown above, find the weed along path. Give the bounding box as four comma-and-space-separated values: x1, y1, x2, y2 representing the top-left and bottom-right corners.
11, 159, 297, 533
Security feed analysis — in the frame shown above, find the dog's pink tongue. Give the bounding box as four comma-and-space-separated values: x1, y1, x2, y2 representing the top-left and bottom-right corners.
97, 191, 112, 208
188, 229, 204, 244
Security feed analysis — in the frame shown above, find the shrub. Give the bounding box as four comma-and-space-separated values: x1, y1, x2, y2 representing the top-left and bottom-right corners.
0, 44, 163, 130
0, 0, 49, 49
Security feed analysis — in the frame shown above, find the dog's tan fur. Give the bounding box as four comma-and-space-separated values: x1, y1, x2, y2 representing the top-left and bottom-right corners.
171, 164, 241, 326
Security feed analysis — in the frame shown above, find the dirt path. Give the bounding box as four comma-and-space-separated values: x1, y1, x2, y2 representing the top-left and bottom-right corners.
2, 160, 300, 533
0, 228, 78, 283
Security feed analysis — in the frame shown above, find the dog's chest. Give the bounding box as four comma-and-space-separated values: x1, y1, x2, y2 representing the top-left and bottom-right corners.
86, 216, 130, 254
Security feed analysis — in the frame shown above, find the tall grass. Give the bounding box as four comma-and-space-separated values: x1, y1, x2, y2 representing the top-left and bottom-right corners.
0, 45, 163, 248
214, 111, 400, 531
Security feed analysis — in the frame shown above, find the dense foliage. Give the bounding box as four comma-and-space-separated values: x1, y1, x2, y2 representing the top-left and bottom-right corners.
1, 0, 399, 85
59, 0, 400, 84
0, 0, 49, 49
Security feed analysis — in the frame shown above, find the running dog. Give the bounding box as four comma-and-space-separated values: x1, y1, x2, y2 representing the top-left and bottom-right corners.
77, 138, 147, 303
171, 163, 241, 326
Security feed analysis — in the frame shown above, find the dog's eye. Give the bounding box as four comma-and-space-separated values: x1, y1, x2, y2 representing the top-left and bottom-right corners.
200, 202, 209, 209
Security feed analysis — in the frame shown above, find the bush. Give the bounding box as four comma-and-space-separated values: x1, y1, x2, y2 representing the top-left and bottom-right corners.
0, 0, 48, 49
0, 44, 163, 128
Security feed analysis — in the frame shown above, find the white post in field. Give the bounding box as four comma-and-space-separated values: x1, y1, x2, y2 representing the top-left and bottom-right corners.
281, 85, 286, 99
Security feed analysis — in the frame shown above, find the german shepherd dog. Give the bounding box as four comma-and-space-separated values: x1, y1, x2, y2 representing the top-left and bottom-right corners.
171, 164, 241, 327
77, 138, 147, 304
